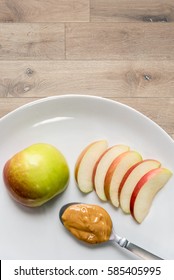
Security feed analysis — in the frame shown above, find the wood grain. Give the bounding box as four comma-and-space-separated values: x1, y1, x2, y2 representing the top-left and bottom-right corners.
0, 23, 64, 60
0, 0, 89, 22
91, 0, 174, 22
66, 23, 174, 60
1, 61, 174, 98
0, 97, 38, 118
113, 97, 174, 139
1, 97, 173, 140
0, 2, 173, 142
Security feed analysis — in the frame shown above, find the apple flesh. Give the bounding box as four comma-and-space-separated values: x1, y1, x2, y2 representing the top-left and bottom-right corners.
104, 151, 142, 207
3, 143, 70, 207
119, 159, 161, 214
130, 168, 172, 223
93, 145, 130, 201
75, 140, 108, 193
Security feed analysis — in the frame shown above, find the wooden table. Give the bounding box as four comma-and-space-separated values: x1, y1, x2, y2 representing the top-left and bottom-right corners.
0, 0, 174, 140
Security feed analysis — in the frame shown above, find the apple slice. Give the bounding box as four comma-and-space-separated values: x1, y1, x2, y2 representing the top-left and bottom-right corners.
104, 151, 142, 207
75, 140, 108, 193
119, 159, 161, 214
93, 145, 130, 201
130, 168, 172, 223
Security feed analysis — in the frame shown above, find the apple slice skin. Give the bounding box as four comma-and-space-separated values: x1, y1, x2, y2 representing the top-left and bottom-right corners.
130, 168, 173, 223
119, 159, 161, 214
74, 141, 95, 182
104, 151, 142, 207
3, 143, 70, 207
118, 161, 142, 198
75, 140, 108, 193
92, 145, 130, 201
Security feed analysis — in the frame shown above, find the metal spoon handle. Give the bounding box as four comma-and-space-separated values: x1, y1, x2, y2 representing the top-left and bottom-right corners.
125, 242, 163, 260
112, 232, 163, 260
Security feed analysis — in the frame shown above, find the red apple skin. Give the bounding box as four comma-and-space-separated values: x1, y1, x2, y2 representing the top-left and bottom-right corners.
92, 146, 113, 191
118, 159, 160, 201
3, 159, 28, 203
74, 142, 93, 182
74, 140, 108, 193
118, 161, 142, 201
104, 151, 129, 200
92, 145, 129, 193
130, 168, 164, 220
74, 140, 106, 183
3, 160, 11, 187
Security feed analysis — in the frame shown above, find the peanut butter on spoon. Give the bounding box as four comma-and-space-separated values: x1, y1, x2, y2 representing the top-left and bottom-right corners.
59, 203, 163, 260
61, 203, 112, 244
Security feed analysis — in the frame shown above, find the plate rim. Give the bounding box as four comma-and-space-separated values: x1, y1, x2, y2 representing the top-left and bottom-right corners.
1, 94, 173, 145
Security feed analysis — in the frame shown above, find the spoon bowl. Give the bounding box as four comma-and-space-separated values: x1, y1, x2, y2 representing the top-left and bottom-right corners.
59, 202, 80, 224
59, 202, 163, 260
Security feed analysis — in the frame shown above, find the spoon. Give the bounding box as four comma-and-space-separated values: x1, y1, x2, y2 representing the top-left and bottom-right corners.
59, 203, 163, 260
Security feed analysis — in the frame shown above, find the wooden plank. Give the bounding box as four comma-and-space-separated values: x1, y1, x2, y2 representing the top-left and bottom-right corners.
66, 23, 174, 60
1, 97, 173, 140
0, 97, 38, 118
113, 97, 174, 139
91, 0, 174, 22
0, 23, 64, 60
1, 61, 174, 97
0, 0, 89, 22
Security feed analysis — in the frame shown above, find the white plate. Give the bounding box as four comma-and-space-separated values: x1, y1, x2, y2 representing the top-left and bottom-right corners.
0, 95, 174, 260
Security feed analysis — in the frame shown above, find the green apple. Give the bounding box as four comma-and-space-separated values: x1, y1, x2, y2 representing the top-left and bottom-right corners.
3, 143, 69, 207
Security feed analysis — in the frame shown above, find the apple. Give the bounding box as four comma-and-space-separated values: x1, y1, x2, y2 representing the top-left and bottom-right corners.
75, 140, 108, 193
93, 145, 130, 201
3, 143, 70, 207
119, 159, 161, 214
104, 151, 142, 207
130, 167, 172, 223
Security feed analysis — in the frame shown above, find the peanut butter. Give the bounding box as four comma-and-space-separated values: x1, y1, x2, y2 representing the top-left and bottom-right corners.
62, 203, 112, 244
